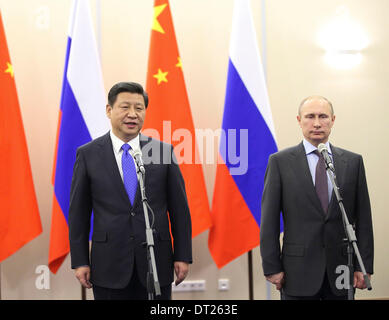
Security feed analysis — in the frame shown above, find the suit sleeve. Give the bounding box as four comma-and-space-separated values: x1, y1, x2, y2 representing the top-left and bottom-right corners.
354, 155, 374, 274
260, 154, 283, 276
68, 147, 92, 269
166, 145, 192, 263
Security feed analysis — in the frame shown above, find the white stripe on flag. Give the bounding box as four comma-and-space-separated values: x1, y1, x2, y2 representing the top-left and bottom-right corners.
67, 0, 109, 139
229, 0, 276, 139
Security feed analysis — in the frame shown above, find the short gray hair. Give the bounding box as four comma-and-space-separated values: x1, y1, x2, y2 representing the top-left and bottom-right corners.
298, 95, 334, 116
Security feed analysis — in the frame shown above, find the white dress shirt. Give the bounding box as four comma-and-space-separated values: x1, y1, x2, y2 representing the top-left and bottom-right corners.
109, 130, 140, 181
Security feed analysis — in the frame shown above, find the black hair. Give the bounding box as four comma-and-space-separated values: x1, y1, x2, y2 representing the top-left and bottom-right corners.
107, 82, 149, 108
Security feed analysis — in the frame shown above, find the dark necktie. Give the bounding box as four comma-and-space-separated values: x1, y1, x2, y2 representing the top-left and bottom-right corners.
121, 144, 137, 205
314, 150, 329, 213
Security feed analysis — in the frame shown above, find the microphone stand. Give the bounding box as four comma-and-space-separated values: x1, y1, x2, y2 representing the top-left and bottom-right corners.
324, 161, 372, 300
134, 156, 161, 300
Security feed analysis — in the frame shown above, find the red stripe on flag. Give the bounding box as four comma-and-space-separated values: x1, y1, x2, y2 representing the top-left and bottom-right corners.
208, 161, 259, 268
48, 195, 69, 274
51, 111, 62, 186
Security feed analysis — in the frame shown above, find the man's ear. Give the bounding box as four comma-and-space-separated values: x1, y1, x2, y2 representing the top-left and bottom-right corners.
106, 104, 112, 118
329, 114, 336, 128
297, 115, 302, 127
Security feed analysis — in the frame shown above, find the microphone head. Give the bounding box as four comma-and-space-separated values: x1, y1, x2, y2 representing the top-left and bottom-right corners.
131, 149, 145, 174
132, 149, 144, 167
132, 149, 142, 158
318, 143, 327, 153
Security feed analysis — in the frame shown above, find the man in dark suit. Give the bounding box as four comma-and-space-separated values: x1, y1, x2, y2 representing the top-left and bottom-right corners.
68, 82, 192, 300
260, 96, 374, 300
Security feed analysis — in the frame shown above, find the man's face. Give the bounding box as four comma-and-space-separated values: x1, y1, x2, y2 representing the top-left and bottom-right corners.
297, 98, 335, 146
106, 92, 146, 142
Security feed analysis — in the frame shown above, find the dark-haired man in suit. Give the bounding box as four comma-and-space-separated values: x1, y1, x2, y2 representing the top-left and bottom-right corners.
260, 96, 374, 300
69, 82, 192, 300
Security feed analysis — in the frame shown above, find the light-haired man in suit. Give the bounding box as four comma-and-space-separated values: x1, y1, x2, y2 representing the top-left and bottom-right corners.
260, 96, 373, 300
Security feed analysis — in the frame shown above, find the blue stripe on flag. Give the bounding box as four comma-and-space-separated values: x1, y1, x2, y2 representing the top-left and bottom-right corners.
220, 59, 277, 226
54, 38, 91, 224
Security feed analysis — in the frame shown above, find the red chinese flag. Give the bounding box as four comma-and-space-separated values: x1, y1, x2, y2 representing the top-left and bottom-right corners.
144, 0, 212, 237
0, 12, 42, 262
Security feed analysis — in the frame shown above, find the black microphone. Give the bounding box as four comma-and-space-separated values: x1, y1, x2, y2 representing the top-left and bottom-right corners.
318, 143, 335, 172
131, 149, 145, 175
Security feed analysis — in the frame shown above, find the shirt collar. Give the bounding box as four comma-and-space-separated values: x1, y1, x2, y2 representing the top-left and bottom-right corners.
303, 139, 332, 155
110, 130, 140, 154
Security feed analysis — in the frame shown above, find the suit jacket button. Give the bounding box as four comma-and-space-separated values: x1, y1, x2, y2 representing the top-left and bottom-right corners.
129, 236, 135, 240
131, 212, 135, 217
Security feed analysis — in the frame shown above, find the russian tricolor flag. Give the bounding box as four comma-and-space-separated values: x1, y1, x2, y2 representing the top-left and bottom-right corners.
208, 0, 278, 268
48, 0, 109, 273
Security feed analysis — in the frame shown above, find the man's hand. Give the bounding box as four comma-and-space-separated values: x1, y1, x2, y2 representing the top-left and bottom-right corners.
266, 272, 285, 291
354, 271, 371, 290
174, 261, 189, 286
75, 266, 92, 289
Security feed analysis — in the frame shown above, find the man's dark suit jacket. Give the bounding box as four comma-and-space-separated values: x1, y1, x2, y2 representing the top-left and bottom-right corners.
260, 142, 374, 297
68, 132, 192, 289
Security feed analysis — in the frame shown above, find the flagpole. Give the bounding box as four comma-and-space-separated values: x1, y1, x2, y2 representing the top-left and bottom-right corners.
81, 283, 86, 300
260, 0, 272, 301
248, 251, 254, 299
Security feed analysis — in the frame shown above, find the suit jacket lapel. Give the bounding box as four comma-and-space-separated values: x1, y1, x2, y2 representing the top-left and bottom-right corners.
290, 142, 326, 217
98, 132, 132, 207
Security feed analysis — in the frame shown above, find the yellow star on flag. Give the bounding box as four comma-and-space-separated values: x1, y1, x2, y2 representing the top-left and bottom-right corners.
176, 57, 182, 69
5, 62, 13, 78
153, 68, 168, 85
152, 4, 167, 34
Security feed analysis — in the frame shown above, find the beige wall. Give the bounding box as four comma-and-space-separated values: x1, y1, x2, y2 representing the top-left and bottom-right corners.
0, 0, 387, 299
